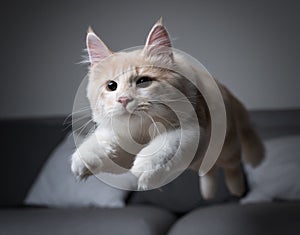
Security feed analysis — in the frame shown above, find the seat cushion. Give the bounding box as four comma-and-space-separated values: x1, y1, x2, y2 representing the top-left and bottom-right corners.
25, 133, 130, 208
168, 203, 300, 235
129, 169, 236, 214
0, 206, 176, 235
242, 135, 300, 203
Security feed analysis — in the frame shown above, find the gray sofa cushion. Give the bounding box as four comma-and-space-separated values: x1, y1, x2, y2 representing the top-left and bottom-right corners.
0, 118, 68, 206
242, 135, 300, 203
0, 206, 176, 235
250, 109, 300, 140
25, 133, 129, 208
129, 169, 235, 214
168, 203, 300, 235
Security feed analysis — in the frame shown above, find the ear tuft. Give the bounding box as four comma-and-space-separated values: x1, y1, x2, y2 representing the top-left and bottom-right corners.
156, 16, 163, 25
87, 26, 94, 34
86, 30, 112, 66
144, 18, 173, 59
146, 18, 171, 48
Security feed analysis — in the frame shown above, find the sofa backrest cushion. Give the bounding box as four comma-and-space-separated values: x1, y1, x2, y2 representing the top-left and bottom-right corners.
0, 117, 68, 206
24, 132, 129, 208
250, 109, 300, 140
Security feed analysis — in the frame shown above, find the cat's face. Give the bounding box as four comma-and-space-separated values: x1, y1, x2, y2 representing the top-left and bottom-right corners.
86, 19, 190, 125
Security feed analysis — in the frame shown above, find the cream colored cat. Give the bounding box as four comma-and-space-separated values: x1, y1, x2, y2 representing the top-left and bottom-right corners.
71, 19, 264, 199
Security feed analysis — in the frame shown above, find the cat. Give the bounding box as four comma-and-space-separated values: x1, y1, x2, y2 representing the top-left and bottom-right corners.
71, 18, 264, 199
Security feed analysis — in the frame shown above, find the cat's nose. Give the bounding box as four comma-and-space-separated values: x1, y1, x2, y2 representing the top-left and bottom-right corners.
117, 96, 133, 108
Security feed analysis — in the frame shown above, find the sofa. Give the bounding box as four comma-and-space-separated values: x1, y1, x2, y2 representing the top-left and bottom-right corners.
0, 109, 300, 235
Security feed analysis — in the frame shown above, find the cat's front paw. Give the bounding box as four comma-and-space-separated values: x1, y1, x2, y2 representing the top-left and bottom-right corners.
131, 157, 165, 190
137, 171, 158, 190
71, 149, 103, 180
134, 170, 167, 191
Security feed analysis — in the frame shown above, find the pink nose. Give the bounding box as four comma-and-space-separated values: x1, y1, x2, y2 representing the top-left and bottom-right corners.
117, 96, 133, 107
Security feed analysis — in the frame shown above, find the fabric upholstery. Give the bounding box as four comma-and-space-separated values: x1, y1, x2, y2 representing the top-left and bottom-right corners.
25, 133, 129, 208
242, 135, 300, 203
168, 203, 300, 235
0, 206, 176, 235
0, 118, 68, 206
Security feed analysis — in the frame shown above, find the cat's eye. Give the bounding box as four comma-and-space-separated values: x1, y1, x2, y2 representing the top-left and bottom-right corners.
136, 76, 153, 88
107, 80, 118, 91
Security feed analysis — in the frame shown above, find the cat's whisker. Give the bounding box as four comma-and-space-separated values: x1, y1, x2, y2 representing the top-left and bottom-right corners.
70, 107, 92, 116
69, 115, 93, 129
85, 125, 97, 137
71, 113, 92, 121
156, 105, 192, 121
64, 120, 88, 132
74, 112, 111, 142
71, 103, 92, 110
136, 105, 151, 112
64, 107, 92, 124
149, 98, 197, 104
96, 112, 115, 129
150, 97, 195, 101
70, 109, 93, 119
153, 106, 182, 129
64, 112, 93, 131
71, 110, 104, 133
156, 93, 200, 99
74, 119, 95, 143
137, 104, 151, 108
143, 111, 162, 137
139, 114, 144, 130
72, 119, 94, 135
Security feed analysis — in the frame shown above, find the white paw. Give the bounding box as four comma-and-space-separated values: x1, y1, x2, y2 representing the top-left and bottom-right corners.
71, 149, 103, 180
137, 172, 153, 190
130, 156, 152, 190
200, 175, 216, 200
131, 157, 168, 190
130, 157, 153, 177
137, 169, 170, 190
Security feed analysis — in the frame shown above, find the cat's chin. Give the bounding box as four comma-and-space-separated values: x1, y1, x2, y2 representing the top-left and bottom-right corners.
114, 106, 147, 116
113, 109, 139, 119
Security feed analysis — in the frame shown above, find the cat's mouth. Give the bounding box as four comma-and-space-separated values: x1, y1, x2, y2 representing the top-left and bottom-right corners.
134, 102, 152, 112
115, 102, 153, 117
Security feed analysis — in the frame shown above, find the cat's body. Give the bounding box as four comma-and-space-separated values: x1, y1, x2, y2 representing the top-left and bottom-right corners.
71, 19, 264, 198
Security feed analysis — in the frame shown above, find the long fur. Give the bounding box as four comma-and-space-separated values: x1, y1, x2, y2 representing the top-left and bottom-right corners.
71, 20, 264, 197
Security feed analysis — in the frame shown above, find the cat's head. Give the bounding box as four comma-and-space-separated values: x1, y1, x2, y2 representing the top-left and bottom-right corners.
85, 19, 195, 125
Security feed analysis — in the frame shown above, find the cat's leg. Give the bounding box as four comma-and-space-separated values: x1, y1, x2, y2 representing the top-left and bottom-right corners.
218, 124, 246, 196
220, 148, 245, 196
71, 128, 124, 180
200, 166, 217, 199
223, 161, 245, 196
131, 127, 199, 190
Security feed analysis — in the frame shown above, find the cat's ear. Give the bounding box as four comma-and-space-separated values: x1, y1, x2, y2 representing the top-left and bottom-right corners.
86, 27, 112, 66
144, 18, 173, 60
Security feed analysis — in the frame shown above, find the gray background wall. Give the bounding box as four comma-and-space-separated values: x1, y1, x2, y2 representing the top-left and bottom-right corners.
0, 0, 299, 118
